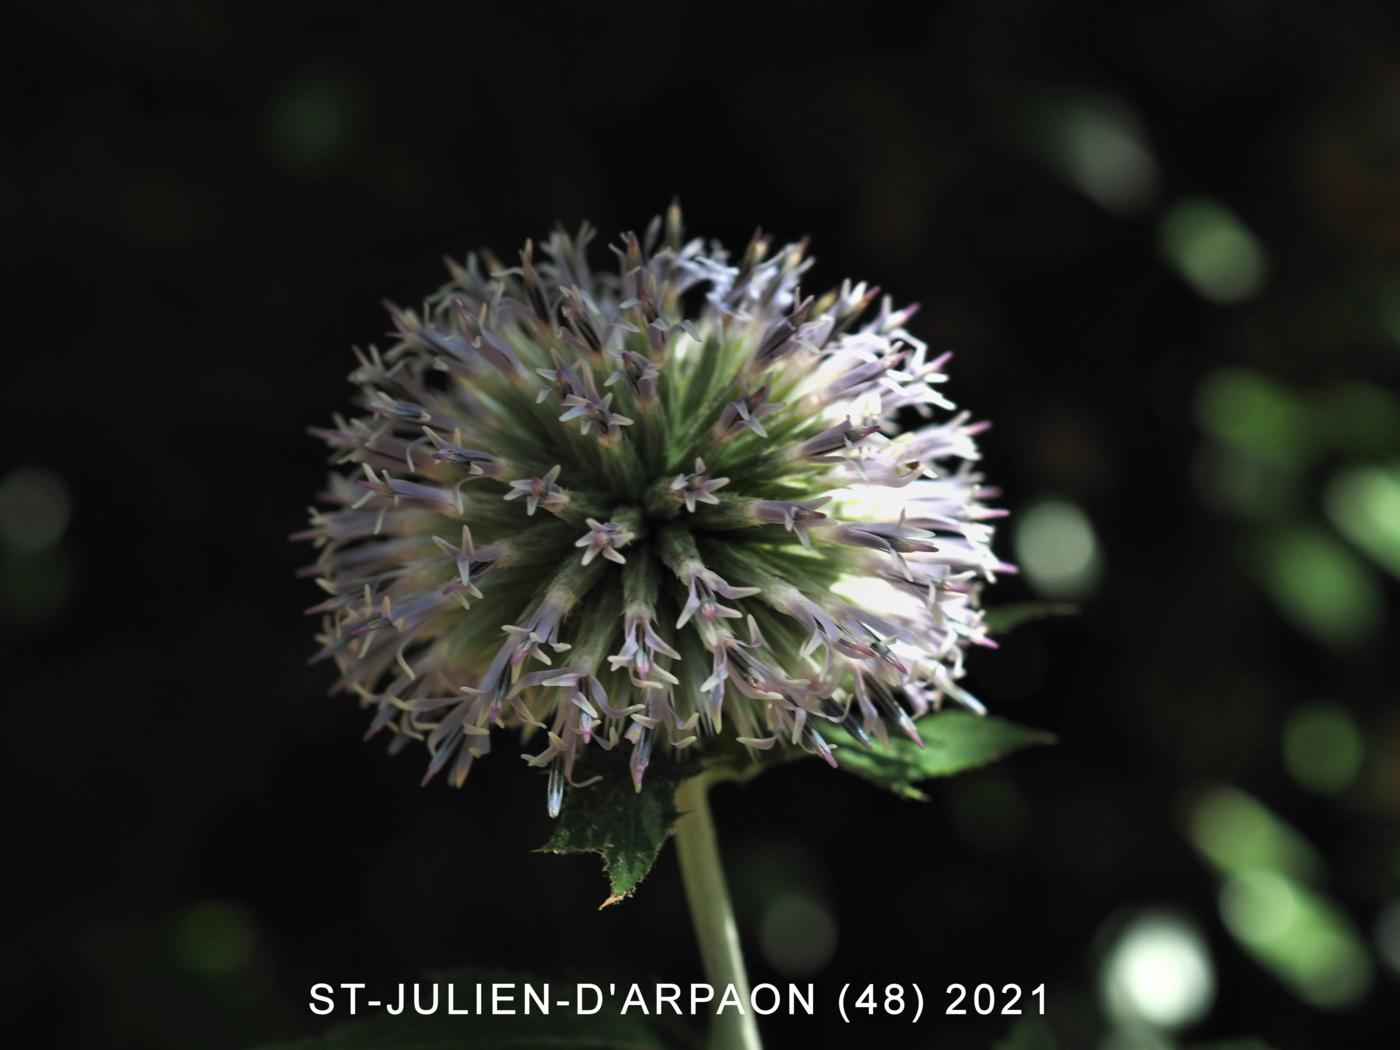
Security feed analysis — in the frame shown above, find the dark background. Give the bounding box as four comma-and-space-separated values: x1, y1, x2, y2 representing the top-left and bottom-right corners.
4, 2, 1399, 1048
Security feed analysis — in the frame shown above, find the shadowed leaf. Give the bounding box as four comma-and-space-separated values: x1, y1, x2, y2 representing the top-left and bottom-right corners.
830, 711, 1054, 801
540, 755, 694, 907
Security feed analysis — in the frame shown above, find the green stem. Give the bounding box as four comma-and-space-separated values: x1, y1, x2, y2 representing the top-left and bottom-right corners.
674, 774, 763, 1050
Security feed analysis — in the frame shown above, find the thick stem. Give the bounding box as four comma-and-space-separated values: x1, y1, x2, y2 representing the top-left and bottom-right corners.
674, 775, 762, 1050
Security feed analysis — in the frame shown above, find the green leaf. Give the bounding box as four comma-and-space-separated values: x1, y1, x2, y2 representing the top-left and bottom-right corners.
534, 713, 1053, 900
253, 969, 679, 1049
830, 711, 1054, 801
983, 601, 1077, 635
540, 753, 693, 907
1188, 1042, 1277, 1050
993, 1016, 1058, 1050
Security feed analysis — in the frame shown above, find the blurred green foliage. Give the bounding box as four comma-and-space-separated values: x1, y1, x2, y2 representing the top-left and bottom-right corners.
1281, 705, 1364, 796
1325, 463, 1400, 579
1159, 200, 1268, 304
1190, 789, 1373, 1009
1195, 369, 1399, 648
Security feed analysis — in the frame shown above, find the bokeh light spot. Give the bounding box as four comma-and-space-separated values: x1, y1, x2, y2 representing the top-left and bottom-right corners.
1043, 95, 1160, 213
1325, 463, 1400, 580
1316, 383, 1400, 455
1281, 704, 1364, 795
1195, 368, 1309, 466
263, 71, 360, 176
173, 900, 257, 977
1099, 911, 1215, 1030
1219, 871, 1372, 1008
1014, 499, 1101, 599
1220, 869, 1299, 944
1190, 788, 1372, 1009
0, 467, 71, 553
1159, 198, 1268, 303
1254, 527, 1382, 648
1189, 787, 1320, 879
947, 772, 1031, 855
758, 891, 838, 976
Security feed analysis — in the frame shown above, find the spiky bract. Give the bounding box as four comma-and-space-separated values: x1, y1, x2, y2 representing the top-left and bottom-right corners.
299, 207, 1008, 815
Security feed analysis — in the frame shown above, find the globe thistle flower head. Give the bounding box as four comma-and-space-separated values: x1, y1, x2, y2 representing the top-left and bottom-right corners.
299, 207, 1010, 815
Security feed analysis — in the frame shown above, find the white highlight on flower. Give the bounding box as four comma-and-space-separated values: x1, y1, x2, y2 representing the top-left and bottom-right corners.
832, 483, 911, 522
831, 574, 926, 621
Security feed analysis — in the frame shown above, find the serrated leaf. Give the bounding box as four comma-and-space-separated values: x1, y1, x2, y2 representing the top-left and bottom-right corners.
829, 711, 1054, 800
539, 753, 693, 906
253, 968, 678, 1049
983, 601, 1077, 635
993, 1017, 1057, 1050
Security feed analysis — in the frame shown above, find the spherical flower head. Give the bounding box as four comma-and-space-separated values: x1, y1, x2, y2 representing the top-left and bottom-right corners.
298, 207, 1010, 816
